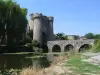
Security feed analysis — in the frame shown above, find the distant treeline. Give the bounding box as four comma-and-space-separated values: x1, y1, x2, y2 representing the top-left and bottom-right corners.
55, 32, 100, 40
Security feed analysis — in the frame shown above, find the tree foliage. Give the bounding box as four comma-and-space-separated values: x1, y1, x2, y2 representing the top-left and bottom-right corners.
84, 33, 100, 39
94, 34, 100, 39
55, 33, 68, 40
92, 39, 100, 52
26, 40, 42, 52
84, 33, 94, 39
0, 0, 28, 45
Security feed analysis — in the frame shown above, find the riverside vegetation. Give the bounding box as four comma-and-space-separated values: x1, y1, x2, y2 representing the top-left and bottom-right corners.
1, 52, 100, 75
0, 0, 100, 75
0, 39, 100, 75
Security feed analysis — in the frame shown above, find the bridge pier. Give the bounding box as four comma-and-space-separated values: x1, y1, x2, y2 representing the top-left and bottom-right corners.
74, 48, 79, 53
61, 46, 64, 52
48, 48, 52, 53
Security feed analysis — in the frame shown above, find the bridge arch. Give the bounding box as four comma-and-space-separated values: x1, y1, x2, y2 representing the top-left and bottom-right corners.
64, 44, 74, 52
79, 44, 92, 52
52, 44, 61, 52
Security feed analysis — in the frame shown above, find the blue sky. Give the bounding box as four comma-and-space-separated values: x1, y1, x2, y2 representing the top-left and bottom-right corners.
16, 0, 100, 36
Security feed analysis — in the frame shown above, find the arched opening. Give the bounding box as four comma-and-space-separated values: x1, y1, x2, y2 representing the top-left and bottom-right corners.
64, 44, 74, 52
42, 45, 48, 53
52, 44, 61, 52
79, 44, 92, 53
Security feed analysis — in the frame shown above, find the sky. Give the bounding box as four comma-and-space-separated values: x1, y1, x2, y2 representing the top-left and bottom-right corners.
16, 0, 100, 36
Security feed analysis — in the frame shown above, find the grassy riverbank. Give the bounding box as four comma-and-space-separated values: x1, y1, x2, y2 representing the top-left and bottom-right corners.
65, 54, 100, 75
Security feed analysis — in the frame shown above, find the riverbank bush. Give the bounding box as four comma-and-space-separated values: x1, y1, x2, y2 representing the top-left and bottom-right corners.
26, 40, 43, 52
92, 39, 100, 52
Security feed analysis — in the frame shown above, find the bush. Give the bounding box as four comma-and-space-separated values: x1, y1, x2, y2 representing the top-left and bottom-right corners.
92, 39, 100, 52
33, 47, 43, 53
26, 40, 42, 52
32, 40, 40, 47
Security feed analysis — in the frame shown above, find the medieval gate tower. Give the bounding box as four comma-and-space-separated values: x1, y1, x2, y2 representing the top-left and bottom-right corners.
28, 13, 54, 46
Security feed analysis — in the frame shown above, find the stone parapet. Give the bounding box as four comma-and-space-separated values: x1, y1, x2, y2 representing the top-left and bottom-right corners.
29, 13, 34, 20
33, 13, 42, 19
48, 16, 54, 21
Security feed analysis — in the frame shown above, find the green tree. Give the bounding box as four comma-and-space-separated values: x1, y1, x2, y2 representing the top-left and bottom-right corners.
84, 33, 94, 39
55, 33, 68, 40
94, 34, 100, 39
63, 35, 68, 40
0, 0, 7, 44
0, 0, 27, 45
55, 33, 64, 40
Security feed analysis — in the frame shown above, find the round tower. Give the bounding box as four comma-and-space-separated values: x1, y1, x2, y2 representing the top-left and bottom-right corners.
47, 17, 54, 41
28, 13, 34, 31
33, 13, 43, 46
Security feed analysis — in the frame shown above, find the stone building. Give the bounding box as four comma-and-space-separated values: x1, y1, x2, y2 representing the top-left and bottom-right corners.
28, 13, 54, 46
67, 35, 80, 40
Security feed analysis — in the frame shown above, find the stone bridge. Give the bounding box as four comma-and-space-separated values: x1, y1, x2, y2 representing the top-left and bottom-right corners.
47, 39, 94, 53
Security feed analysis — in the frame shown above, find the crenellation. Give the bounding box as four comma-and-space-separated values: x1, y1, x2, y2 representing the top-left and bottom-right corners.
48, 16, 54, 21
29, 13, 34, 20
33, 13, 42, 19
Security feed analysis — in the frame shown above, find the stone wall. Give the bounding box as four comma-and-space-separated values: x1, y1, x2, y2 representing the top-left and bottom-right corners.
47, 39, 94, 52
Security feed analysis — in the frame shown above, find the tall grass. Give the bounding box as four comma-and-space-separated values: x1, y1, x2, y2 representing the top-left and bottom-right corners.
92, 39, 100, 52
20, 54, 68, 75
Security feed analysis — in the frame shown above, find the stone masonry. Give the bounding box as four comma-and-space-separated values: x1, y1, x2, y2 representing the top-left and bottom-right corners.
28, 13, 54, 46
28, 13, 94, 52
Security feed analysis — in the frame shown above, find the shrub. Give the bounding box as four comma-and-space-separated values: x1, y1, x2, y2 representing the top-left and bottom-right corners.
26, 40, 43, 52
92, 39, 100, 52
33, 47, 43, 53
32, 40, 40, 47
